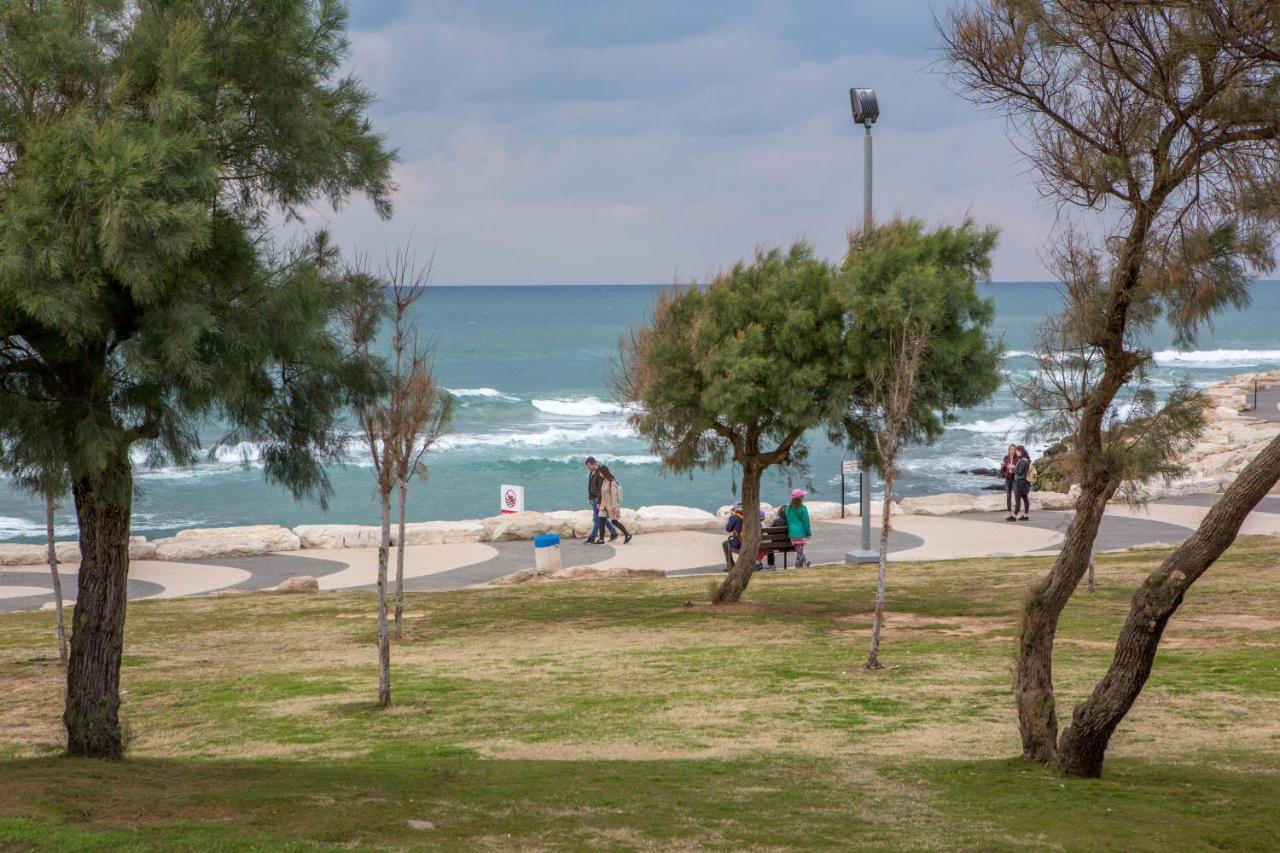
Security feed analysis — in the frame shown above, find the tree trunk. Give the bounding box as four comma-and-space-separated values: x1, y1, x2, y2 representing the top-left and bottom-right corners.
377, 489, 392, 708
713, 465, 762, 604
1015, 475, 1114, 763
394, 479, 407, 639
865, 468, 895, 670
46, 496, 68, 666
65, 454, 133, 758
1087, 553, 1096, 593
1058, 433, 1280, 777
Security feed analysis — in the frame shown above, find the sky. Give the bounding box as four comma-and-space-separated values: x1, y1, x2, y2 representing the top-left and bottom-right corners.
302, 0, 1063, 284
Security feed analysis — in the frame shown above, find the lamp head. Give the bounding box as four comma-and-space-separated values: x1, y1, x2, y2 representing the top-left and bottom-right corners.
850, 88, 879, 126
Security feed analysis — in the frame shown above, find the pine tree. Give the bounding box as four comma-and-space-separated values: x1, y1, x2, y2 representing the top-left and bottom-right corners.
0, 1, 394, 758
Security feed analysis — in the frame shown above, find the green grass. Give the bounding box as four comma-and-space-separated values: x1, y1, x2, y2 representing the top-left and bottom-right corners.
1, 537, 1279, 850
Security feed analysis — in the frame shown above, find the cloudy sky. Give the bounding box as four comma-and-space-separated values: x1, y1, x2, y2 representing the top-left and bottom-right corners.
306, 0, 1061, 284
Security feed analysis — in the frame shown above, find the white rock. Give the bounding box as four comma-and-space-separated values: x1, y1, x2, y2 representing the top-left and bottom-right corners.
481, 512, 576, 542
174, 525, 300, 552
273, 575, 319, 593
293, 524, 382, 549
398, 520, 486, 546
898, 493, 980, 516
632, 505, 719, 533
1033, 491, 1075, 511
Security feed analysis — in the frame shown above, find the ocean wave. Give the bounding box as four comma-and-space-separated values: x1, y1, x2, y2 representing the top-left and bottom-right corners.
531, 397, 625, 417
434, 422, 637, 452
509, 453, 662, 466
1152, 349, 1280, 368
446, 387, 522, 402
950, 414, 1032, 436
1003, 350, 1031, 358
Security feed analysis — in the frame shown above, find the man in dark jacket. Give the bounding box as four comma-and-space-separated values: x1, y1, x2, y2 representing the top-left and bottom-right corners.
585, 457, 615, 544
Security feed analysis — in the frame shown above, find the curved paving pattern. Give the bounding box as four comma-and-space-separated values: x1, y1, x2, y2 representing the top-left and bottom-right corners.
5, 495, 1280, 613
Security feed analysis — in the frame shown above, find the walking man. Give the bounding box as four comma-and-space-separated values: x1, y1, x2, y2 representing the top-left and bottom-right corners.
584, 457, 615, 544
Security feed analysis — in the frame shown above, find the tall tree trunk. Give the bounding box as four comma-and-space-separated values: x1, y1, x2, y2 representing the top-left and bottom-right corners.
713, 465, 762, 604
1058, 433, 1280, 778
1015, 474, 1114, 763
65, 454, 132, 758
1086, 553, 1096, 593
865, 469, 896, 670
394, 479, 407, 639
46, 496, 68, 666
377, 489, 392, 708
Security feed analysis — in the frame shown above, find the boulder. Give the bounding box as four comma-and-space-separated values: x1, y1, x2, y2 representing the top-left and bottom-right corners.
1033, 491, 1075, 511
0, 544, 47, 566
397, 520, 486, 546
273, 575, 319, 593
480, 512, 577, 542
632, 505, 718, 533
129, 540, 158, 561
174, 525, 300, 552
898, 493, 980, 516
293, 524, 382, 549
151, 524, 301, 560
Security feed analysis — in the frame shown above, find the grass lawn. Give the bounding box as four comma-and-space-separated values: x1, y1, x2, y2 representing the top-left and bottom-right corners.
1, 538, 1278, 850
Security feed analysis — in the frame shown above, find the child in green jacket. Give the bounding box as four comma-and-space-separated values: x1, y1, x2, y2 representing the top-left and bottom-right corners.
785, 489, 813, 567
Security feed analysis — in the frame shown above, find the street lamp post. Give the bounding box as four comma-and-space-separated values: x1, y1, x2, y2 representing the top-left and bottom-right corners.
847, 87, 879, 565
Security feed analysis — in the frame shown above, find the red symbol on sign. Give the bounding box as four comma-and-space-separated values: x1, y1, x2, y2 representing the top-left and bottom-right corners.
504, 489, 517, 508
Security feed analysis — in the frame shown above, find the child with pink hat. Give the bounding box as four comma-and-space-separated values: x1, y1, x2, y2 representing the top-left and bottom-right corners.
785, 488, 813, 568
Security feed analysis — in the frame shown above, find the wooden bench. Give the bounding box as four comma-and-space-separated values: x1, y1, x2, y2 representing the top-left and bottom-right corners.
759, 523, 796, 568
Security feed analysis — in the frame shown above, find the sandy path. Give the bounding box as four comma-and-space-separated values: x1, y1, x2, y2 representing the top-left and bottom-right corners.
286, 543, 499, 590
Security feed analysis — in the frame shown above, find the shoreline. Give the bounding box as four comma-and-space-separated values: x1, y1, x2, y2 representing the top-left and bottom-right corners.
2, 370, 1277, 566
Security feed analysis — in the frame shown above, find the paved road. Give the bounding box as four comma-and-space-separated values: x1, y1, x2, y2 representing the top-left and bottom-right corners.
1248, 383, 1280, 422
5, 498, 1280, 613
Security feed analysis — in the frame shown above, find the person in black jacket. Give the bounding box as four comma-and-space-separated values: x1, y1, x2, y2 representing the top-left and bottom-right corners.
1012, 446, 1032, 521
584, 457, 615, 544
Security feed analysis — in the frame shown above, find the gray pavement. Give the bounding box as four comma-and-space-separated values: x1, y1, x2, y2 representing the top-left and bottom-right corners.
961, 510, 1193, 552
6, 496, 1280, 613
1249, 384, 1280, 422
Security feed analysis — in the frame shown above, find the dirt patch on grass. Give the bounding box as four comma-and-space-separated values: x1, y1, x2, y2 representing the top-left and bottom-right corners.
1176, 614, 1280, 632
838, 611, 1011, 637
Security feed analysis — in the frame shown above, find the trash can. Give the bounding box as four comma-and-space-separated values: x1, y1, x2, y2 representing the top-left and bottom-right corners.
533, 533, 562, 572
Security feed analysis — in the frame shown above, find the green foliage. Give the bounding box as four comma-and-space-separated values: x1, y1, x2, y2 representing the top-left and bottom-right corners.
617, 242, 850, 475
0, 0, 394, 507
834, 217, 1004, 467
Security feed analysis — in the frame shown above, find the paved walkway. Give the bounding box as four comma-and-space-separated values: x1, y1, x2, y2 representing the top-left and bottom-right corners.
1252, 384, 1280, 422
4, 496, 1280, 613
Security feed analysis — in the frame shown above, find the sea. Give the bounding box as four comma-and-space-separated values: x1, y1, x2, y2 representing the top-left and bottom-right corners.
4, 282, 1280, 542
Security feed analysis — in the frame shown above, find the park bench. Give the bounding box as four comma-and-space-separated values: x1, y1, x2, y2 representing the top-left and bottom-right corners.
759, 523, 796, 568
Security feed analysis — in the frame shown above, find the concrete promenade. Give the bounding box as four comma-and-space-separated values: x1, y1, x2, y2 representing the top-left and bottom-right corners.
4, 494, 1280, 614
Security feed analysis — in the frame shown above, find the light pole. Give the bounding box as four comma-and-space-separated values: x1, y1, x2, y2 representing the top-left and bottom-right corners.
847, 87, 879, 565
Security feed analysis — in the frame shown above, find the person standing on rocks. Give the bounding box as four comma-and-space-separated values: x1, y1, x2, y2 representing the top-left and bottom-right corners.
1012, 446, 1032, 522
584, 457, 616, 545
1001, 443, 1019, 521
597, 465, 633, 544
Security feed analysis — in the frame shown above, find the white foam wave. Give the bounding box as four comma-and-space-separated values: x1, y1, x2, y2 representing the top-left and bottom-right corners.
1003, 350, 1031, 358
434, 422, 637, 452
531, 397, 624, 417
951, 414, 1032, 436
509, 453, 662, 466
1152, 349, 1280, 368
446, 387, 521, 402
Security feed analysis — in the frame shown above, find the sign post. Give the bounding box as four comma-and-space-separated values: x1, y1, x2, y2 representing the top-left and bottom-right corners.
840, 459, 859, 519
845, 455, 878, 565
500, 484, 525, 515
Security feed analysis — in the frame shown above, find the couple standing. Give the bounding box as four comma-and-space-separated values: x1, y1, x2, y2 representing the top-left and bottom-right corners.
585, 457, 633, 545
999, 444, 1036, 522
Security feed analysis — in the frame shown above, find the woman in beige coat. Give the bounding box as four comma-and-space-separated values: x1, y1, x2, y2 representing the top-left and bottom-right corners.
597, 465, 633, 544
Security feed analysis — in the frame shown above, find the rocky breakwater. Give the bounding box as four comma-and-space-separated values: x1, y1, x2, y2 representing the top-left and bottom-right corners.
1135, 369, 1280, 499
